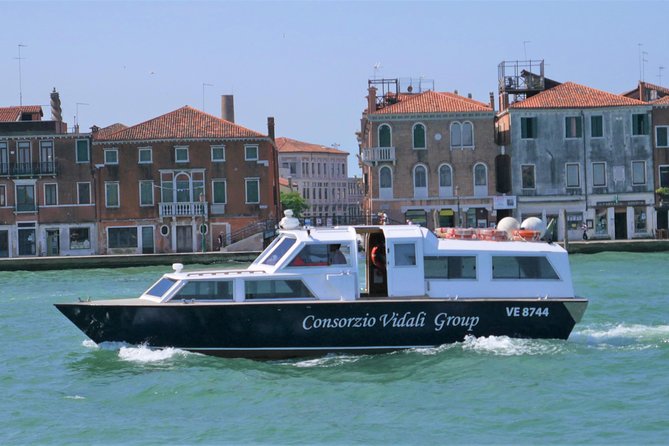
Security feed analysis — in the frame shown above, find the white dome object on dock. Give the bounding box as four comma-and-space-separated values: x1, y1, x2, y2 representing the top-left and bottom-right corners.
521, 217, 546, 236
279, 209, 301, 230
172, 263, 184, 273
497, 217, 520, 237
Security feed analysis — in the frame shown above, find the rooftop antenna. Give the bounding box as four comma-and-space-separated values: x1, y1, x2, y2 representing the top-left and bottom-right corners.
642, 51, 648, 82
523, 40, 531, 60
75, 102, 89, 128
202, 82, 213, 112
15, 44, 27, 106
659, 66, 665, 86
373, 62, 382, 80
638, 43, 643, 81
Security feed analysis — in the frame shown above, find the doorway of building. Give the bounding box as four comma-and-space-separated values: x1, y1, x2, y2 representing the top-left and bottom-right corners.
46, 229, 60, 256
176, 225, 193, 252
614, 211, 627, 240
18, 225, 36, 256
141, 226, 155, 254
0, 230, 8, 257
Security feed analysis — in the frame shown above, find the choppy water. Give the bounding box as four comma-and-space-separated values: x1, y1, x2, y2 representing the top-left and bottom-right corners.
1, 253, 668, 445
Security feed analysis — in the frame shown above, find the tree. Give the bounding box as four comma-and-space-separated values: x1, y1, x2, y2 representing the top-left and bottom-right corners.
280, 191, 308, 218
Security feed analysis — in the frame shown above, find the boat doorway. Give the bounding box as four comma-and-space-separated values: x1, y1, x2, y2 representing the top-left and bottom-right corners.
356, 228, 387, 297
176, 225, 193, 252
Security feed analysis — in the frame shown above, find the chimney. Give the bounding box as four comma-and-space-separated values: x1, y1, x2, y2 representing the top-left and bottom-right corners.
221, 95, 235, 122
489, 92, 495, 110
454, 89, 459, 95
267, 116, 275, 141
50, 88, 62, 122
467, 93, 472, 99
367, 86, 377, 113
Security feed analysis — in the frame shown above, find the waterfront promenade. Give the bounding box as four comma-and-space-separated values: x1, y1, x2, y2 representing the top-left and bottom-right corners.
1, 239, 669, 271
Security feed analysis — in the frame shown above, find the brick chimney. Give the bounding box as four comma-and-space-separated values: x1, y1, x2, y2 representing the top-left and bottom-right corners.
267, 116, 275, 141
221, 95, 235, 122
489, 92, 495, 110
367, 86, 377, 113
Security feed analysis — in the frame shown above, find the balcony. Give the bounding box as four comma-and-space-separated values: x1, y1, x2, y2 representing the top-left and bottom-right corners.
361, 146, 396, 165
159, 202, 208, 218
0, 162, 57, 178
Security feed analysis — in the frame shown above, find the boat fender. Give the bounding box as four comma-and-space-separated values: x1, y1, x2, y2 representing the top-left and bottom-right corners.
371, 245, 386, 270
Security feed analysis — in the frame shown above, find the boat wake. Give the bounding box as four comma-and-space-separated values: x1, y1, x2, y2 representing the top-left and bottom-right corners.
460, 335, 564, 356
80, 339, 192, 363
570, 323, 669, 349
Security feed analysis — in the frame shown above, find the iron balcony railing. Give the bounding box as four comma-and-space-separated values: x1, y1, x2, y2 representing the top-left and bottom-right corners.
159, 201, 208, 218
0, 162, 57, 177
361, 146, 396, 165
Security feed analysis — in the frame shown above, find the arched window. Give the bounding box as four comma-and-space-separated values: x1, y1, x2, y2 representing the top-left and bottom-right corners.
438, 164, 453, 198
379, 124, 392, 147
379, 165, 393, 199
413, 164, 428, 198
450, 122, 462, 148
175, 172, 191, 202
473, 163, 488, 197
462, 121, 474, 147
413, 123, 426, 149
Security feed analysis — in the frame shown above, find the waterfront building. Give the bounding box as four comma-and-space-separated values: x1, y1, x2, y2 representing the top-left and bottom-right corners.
92, 105, 279, 254
0, 91, 96, 257
496, 62, 654, 240
357, 78, 503, 229
276, 137, 361, 224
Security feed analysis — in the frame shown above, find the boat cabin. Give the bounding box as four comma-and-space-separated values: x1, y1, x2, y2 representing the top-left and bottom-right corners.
138, 224, 575, 304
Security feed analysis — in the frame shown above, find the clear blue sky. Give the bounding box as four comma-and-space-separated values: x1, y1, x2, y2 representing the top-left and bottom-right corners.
1, 1, 668, 176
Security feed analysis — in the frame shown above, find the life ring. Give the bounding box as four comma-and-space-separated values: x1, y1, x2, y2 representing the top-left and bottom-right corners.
512, 229, 541, 241
371, 245, 386, 270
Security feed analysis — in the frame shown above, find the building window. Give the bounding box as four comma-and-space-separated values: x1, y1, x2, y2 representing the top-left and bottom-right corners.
566, 163, 580, 188
76, 139, 89, 163
70, 227, 91, 250
108, 227, 138, 249
0, 142, 8, 175
414, 165, 427, 188
139, 180, 154, 206
378, 124, 391, 147
212, 179, 227, 203
632, 161, 646, 185
439, 164, 452, 188
245, 145, 259, 161
44, 183, 57, 206
77, 182, 91, 204
450, 122, 462, 148
104, 148, 118, 165
138, 147, 152, 164
105, 182, 120, 207
462, 121, 474, 147
656, 126, 668, 148
16, 184, 35, 212
565, 116, 582, 138
521, 117, 537, 139
634, 207, 647, 233
660, 165, 669, 188
632, 114, 649, 136
40, 141, 55, 174
521, 165, 535, 189
592, 162, 606, 187
175, 146, 189, 163
211, 145, 226, 162
245, 178, 260, 203
591, 116, 603, 138
474, 163, 487, 186
413, 123, 426, 149
0, 185, 6, 206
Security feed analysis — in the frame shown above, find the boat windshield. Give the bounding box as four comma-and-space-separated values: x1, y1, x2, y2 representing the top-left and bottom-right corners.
261, 236, 297, 266
146, 278, 177, 297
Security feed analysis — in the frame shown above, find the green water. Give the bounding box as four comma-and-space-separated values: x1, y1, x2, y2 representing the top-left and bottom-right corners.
1, 253, 668, 444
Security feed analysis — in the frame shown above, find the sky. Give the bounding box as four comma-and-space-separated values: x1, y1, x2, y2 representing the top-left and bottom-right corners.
1, 1, 668, 176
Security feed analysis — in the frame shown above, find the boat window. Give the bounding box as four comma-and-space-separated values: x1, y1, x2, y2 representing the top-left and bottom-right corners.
425, 256, 476, 279
245, 279, 314, 299
492, 256, 560, 280
261, 236, 297, 266
394, 243, 416, 266
174, 280, 233, 300
288, 243, 350, 267
146, 278, 177, 297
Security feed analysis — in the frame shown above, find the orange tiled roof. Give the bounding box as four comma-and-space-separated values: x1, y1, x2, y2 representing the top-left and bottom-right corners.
653, 95, 669, 106
0, 105, 43, 122
510, 82, 647, 109
93, 123, 128, 140
275, 137, 348, 155
97, 106, 265, 141
371, 90, 492, 114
